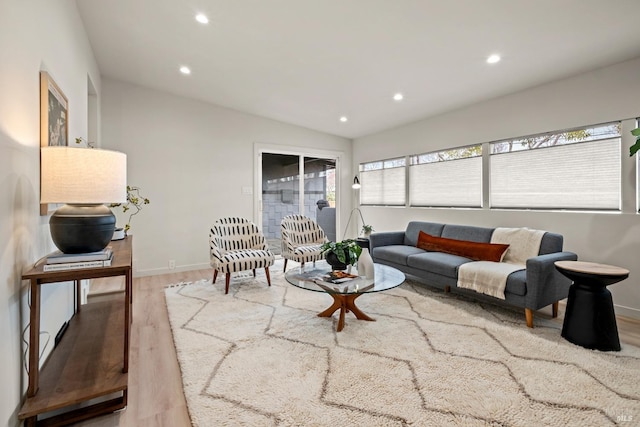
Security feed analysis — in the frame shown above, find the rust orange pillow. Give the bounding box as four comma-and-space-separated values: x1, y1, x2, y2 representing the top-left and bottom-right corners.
416, 231, 509, 262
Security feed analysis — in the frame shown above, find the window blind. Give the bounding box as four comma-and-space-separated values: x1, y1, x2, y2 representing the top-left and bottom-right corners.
360, 167, 405, 206
409, 156, 482, 207
490, 138, 620, 210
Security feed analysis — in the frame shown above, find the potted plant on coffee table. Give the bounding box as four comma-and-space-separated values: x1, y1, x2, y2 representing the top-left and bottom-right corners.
321, 239, 362, 271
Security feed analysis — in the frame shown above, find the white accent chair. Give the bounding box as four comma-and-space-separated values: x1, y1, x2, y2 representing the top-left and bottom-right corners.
209, 217, 275, 294
281, 214, 328, 272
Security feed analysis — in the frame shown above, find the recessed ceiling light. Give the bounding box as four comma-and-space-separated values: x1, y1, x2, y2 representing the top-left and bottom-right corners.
195, 13, 209, 24
180, 66, 191, 75
339, 116, 348, 123
393, 93, 404, 101
487, 54, 501, 64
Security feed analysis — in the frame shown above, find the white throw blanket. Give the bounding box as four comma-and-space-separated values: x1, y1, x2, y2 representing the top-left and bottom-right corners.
457, 228, 545, 300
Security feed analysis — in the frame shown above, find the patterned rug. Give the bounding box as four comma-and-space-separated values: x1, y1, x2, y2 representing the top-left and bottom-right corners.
164, 261, 640, 426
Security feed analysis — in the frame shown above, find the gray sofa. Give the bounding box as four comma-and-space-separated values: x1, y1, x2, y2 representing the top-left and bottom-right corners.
369, 221, 578, 327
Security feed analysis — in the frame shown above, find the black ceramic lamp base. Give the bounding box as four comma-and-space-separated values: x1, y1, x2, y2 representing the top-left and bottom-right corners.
50, 204, 116, 254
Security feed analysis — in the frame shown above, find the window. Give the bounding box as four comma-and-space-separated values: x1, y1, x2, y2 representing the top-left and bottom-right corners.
409, 145, 482, 207
360, 158, 406, 206
490, 123, 621, 210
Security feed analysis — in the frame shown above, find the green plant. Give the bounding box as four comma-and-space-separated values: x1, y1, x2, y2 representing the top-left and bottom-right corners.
320, 239, 362, 266
361, 224, 374, 234
630, 127, 640, 156
109, 185, 150, 232
74, 136, 96, 148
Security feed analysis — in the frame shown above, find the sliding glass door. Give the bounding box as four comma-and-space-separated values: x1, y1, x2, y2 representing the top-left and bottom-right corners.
260, 152, 337, 254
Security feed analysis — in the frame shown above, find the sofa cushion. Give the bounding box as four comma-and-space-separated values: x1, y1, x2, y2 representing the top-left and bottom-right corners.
416, 231, 510, 262
505, 270, 527, 296
407, 252, 473, 278
373, 245, 425, 266
539, 232, 562, 255
441, 224, 494, 243
404, 221, 444, 246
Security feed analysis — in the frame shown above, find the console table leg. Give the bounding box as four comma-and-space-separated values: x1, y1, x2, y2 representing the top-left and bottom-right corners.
27, 280, 41, 397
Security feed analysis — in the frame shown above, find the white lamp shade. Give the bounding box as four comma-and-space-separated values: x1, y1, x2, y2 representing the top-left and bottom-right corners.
41, 146, 127, 204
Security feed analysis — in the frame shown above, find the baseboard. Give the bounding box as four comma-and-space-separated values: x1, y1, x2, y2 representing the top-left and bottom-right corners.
87, 291, 124, 303
613, 304, 640, 321
135, 262, 211, 277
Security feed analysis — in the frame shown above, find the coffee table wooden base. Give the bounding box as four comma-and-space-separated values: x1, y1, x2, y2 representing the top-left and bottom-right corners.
317, 293, 375, 332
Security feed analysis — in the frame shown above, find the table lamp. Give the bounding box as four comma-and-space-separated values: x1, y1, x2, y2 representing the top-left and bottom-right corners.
41, 146, 127, 254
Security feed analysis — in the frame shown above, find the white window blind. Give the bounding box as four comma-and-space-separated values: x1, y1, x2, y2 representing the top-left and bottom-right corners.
491, 138, 620, 210
409, 156, 482, 207
360, 159, 405, 206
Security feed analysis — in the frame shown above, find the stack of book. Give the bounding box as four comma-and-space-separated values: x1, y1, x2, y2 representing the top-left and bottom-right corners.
43, 248, 114, 272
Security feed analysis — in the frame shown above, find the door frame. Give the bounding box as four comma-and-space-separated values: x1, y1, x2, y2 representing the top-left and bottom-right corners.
254, 142, 344, 235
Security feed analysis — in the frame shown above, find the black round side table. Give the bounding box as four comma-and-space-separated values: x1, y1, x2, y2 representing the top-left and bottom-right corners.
554, 261, 629, 352
355, 237, 370, 250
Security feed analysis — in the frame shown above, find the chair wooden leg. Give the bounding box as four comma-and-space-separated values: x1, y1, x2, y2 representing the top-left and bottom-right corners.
213, 270, 218, 283
525, 308, 534, 328
265, 267, 271, 286
225, 273, 231, 294
283, 259, 288, 272
552, 301, 559, 318
253, 269, 256, 277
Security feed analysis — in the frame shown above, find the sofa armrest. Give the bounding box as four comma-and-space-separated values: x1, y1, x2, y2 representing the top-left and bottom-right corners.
369, 231, 405, 251
525, 251, 578, 310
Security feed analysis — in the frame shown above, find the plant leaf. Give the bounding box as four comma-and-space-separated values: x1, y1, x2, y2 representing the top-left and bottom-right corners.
630, 139, 640, 157
631, 127, 640, 136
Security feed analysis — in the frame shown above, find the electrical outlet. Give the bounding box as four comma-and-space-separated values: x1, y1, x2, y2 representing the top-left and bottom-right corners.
169, 259, 176, 269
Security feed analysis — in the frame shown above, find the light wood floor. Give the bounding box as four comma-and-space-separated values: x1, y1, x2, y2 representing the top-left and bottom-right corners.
76, 269, 640, 426
77, 270, 212, 427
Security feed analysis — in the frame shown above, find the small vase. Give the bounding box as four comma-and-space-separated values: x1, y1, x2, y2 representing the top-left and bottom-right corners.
357, 248, 374, 279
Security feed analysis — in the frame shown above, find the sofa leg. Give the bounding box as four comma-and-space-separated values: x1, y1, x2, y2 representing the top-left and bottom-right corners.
225, 273, 231, 294
444, 285, 451, 293
525, 308, 534, 328
213, 269, 218, 283
552, 301, 559, 318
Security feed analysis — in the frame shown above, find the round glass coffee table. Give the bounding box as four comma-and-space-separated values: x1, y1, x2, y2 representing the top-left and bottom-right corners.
285, 261, 405, 332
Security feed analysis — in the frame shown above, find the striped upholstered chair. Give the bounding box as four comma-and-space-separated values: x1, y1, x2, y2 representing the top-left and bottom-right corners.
280, 214, 328, 272
209, 217, 275, 294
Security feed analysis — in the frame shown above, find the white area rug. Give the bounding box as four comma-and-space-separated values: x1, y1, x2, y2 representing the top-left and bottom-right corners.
164, 261, 640, 426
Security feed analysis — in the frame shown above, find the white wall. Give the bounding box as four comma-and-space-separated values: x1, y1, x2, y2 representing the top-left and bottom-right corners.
0, 1, 101, 425
354, 57, 640, 319
100, 79, 351, 275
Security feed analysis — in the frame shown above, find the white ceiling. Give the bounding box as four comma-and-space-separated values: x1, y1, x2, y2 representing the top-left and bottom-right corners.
76, 0, 640, 139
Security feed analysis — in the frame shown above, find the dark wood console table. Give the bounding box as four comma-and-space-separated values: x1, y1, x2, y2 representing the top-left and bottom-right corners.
18, 236, 133, 426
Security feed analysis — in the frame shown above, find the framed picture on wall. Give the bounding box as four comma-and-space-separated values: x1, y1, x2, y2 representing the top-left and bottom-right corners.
40, 71, 68, 215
